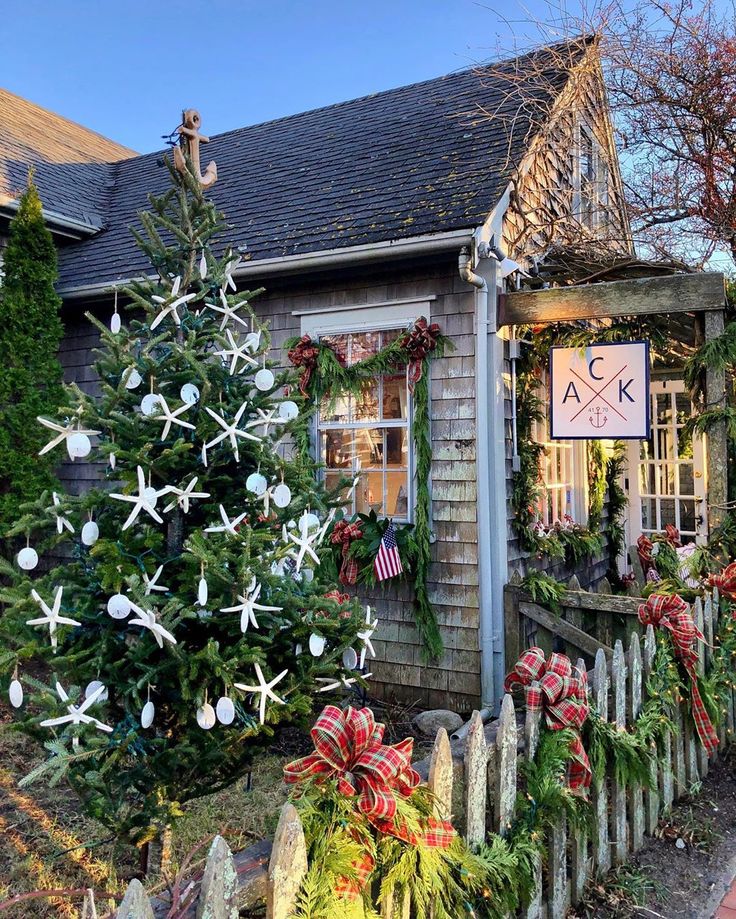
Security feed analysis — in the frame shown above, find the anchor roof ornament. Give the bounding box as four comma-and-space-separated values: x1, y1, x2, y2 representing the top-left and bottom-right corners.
173, 109, 218, 189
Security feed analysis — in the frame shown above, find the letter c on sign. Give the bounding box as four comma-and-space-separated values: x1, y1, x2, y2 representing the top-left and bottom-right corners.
589, 356, 604, 380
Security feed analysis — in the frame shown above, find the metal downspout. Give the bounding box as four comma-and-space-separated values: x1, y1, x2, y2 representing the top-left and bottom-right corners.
458, 248, 506, 710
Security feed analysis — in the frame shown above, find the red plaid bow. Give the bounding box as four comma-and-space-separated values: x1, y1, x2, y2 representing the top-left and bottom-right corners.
664, 525, 681, 547
287, 335, 321, 396
321, 588, 353, 619
637, 534, 654, 571
330, 520, 363, 585
505, 648, 591, 794
401, 318, 441, 393
708, 562, 736, 600
285, 706, 454, 897
638, 594, 719, 755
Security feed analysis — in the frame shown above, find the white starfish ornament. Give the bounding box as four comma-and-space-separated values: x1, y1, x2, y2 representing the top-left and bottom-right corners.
150, 276, 197, 330
234, 664, 288, 725
143, 564, 169, 596
204, 504, 248, 536
109, 466, 164, 530
37, 417, 100, 459
287, 512, 322, 572
202, 402, 260, 465
52, 492, 75, 535
221, 578, 282, 633
246, 408, 286, 438
222, 255, 242, 292
151, 394, 196, 440
128, 602, 177, 648
316, 673, 372, 693
209, 289, 251, 331
27, 586, 81, 649
215, 329, 259, 375
40, 681, 112, 733
357, 606, 379, 667
163, 476, 210, 514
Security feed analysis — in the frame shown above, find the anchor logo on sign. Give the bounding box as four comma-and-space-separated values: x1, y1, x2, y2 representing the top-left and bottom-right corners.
588, 407, 608, 430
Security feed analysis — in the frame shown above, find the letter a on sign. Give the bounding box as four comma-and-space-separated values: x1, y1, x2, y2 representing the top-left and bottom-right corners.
548, 341, 650, 439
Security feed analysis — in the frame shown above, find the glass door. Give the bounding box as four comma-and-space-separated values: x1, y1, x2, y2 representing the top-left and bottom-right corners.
627, 379, 707, 546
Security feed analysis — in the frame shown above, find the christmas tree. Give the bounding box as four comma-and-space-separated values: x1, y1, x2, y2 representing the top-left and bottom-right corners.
0, 118, 371, 847
0, 176, 65, 538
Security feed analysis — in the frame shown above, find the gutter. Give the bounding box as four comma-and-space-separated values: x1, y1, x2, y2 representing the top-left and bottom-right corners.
0, 194, 103, 240
58, 228, 475, 299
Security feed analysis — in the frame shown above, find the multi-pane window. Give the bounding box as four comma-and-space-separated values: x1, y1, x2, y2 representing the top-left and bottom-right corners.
534, 380, 585, 525
576, 124, 609, 230
318, 329, 412, 522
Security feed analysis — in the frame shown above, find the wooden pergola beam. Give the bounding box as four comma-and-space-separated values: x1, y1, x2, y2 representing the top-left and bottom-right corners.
498, 272, 725, 325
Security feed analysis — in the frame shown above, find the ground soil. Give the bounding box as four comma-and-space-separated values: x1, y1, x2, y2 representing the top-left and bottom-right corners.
573, 747, 736, 918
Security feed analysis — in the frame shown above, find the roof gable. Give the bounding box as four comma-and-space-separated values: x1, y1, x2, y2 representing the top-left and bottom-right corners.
45, 39, 591, 291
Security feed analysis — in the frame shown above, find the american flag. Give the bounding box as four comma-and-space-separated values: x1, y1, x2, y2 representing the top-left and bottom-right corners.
374, 520, 403, 581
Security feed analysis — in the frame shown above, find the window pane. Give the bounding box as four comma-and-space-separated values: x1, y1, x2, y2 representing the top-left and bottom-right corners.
354, 381, 379, 421
639, 463, 655, 495
675, 392, 690, 424
381, 328, 404, 347
385, 428, 408, 467
656, 393, 672, 426
322, 334, 348, 365
679, 499, 695, 533
386, 471, 409, 518
657, 427, 674, 461
323, 430, 353, 468
355, 428, 384, 468
382, 374, 408, 420
356, 471, 384, 516
350, 332, 380, 365
660, 498, 676, 528
321, 393, 351, 424
325, 471, 352, 509
678, 463, 694, 495
658, 463, 675, 496
642, 498, 656, 530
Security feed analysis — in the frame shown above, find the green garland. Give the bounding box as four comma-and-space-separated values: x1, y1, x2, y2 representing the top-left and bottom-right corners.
285, 327, 452, 661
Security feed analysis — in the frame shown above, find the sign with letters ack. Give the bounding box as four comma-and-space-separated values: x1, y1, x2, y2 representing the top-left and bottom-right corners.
549, 341, 650, 439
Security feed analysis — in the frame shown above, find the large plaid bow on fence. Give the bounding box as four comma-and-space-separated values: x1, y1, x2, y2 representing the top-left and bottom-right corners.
330, 520, 363, 585
638, 594, 719, 756
708, 562, 736, 601
284, 705, 454, 896
401, 318, 441, 393
504, 648, 592, 795
287, 334, 321, 396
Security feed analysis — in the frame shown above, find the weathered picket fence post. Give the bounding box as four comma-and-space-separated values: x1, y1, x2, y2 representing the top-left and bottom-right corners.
523, 684, 543, 919
116, 880, 155, 919
465, 710, 487, 847
428, 727, 453, 919
267, 803, 307, 919
642, 625, 661, 834
591, 648, 611, 876
611, 640, 628, 864
571, 657, 590, 902
628, 633, 645, 852
495, 694, 517, 837
197, 835, 238, 919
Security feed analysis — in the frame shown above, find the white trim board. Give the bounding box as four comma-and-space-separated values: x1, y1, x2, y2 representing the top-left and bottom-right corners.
298, 299, 433, 336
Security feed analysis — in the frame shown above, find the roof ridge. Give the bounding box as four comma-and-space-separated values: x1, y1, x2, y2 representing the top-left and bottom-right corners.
201, 35, 593, 146
0, 86, 138, 159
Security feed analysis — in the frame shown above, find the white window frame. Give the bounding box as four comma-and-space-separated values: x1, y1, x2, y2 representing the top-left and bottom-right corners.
574, 121, 609, 231
535, 377, 588, 525
297, 300, 432, 524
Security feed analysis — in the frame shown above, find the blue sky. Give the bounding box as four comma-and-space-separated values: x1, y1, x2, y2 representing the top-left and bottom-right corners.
2, 0, 586, 152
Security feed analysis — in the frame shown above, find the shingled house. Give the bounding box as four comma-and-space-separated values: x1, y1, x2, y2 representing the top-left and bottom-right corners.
1, 38, 642, 712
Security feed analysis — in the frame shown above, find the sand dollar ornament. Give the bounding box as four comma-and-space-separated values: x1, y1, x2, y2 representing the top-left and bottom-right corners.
67, 431, 92, 460
123, 367, 142, 390
81, 520, 99, 546
272, 482, 291, 509
254, 367, 275, 392
17, 545, 39, 571
309, 633, 326, 657
180, 383, 200, 405
246, 471, 268, 496
278, 400, 299, 421
198, 574, 208, 607
140, 393, 161, 416
107, 593, 131, 619
216, 695, 235, 725
85, 680, 109, 702
342, 647, 358, 670
141, 699, 155, 729
110, 311, 121, 334
9, 678, 23, 709
196, 701, 217, 730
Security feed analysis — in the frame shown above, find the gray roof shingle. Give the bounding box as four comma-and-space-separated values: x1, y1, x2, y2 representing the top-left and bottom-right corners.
50, 39, 590, 292
0, 88, 136, 230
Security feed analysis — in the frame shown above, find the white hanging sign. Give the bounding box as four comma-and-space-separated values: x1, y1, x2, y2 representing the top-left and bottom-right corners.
549, 341, 650, 439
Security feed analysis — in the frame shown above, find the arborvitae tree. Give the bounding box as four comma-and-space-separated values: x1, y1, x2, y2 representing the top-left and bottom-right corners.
0, 143, 368, 847
0, 177, 65, 539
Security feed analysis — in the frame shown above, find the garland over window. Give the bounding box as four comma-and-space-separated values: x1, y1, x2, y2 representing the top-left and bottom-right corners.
286, 319, 451, 660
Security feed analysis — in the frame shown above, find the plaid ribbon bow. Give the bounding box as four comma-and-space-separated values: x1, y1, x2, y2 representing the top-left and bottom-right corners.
287, 335, 321, 396
664, 525, 681, 547
401, 318, 441, 393
638, 594, 719, 755
504, 648, 592, 795
285, 706, 454, 897
708, 562, 736, 600
330, 520, 363, 585
637, 534, 654, 571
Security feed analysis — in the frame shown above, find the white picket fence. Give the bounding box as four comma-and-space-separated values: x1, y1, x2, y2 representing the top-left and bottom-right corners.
80, 590, 731, 918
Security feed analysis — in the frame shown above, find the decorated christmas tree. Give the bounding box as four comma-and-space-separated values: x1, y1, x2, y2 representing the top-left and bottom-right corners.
0, 113, 371, 847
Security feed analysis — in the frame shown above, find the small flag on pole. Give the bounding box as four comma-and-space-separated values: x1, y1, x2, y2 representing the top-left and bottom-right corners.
374, 520, 403, 581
